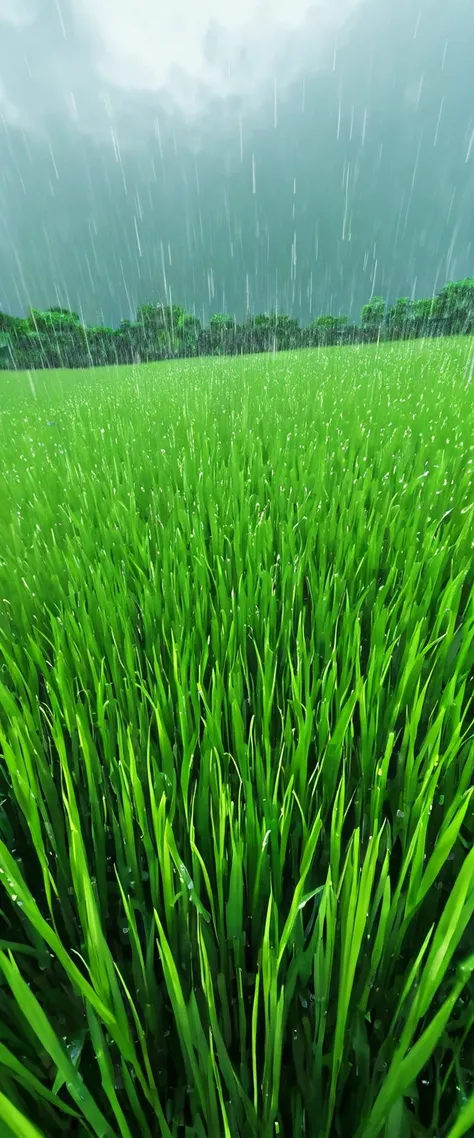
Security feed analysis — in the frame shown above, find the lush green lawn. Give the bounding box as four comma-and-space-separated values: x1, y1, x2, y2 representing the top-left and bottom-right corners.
0, 338, 474, 1138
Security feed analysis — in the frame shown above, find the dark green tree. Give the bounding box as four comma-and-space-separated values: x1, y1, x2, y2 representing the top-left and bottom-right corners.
176, 312, 201, 351
387, 298, 411, 339
409, 298, 436, 337
209, 313, 234, 354
361, 296, 385, 341
310, 315, 348, 346
435, 279, 474, 334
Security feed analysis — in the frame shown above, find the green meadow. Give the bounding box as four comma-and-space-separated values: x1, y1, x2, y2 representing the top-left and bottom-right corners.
0, 337, 474, 1138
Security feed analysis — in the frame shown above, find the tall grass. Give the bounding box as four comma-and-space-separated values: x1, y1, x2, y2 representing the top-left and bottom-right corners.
0, 338, 473, 1137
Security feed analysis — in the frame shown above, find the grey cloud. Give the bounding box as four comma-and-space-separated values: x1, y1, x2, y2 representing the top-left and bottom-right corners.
0, 0, 473, 335
0, 0, 364, 145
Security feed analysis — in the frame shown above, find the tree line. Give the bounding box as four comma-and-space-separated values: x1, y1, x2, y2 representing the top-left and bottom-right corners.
1, 278, 474, 371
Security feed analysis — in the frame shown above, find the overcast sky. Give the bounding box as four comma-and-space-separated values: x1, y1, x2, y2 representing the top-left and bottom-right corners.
0, 0, 473, 326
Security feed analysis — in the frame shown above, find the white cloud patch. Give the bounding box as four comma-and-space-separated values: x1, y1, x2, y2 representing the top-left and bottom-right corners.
72, 0, 361, 115
0, 0, 38, 26
0, 0, 364, 143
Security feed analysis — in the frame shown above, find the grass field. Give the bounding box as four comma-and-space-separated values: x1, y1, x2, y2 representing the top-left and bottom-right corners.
0, 338, 474, 1138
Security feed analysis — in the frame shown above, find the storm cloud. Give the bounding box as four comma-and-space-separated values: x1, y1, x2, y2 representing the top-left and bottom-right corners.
0, 0, 473, 328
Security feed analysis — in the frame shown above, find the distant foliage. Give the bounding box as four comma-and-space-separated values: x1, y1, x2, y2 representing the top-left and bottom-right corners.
1, 278, 474, 369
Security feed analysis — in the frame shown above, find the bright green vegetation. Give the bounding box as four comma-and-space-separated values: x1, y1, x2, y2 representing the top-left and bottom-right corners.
0, 338, 474, 1138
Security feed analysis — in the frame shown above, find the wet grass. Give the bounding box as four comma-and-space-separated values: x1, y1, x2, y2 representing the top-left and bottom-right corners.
0, 337, 474, 1137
